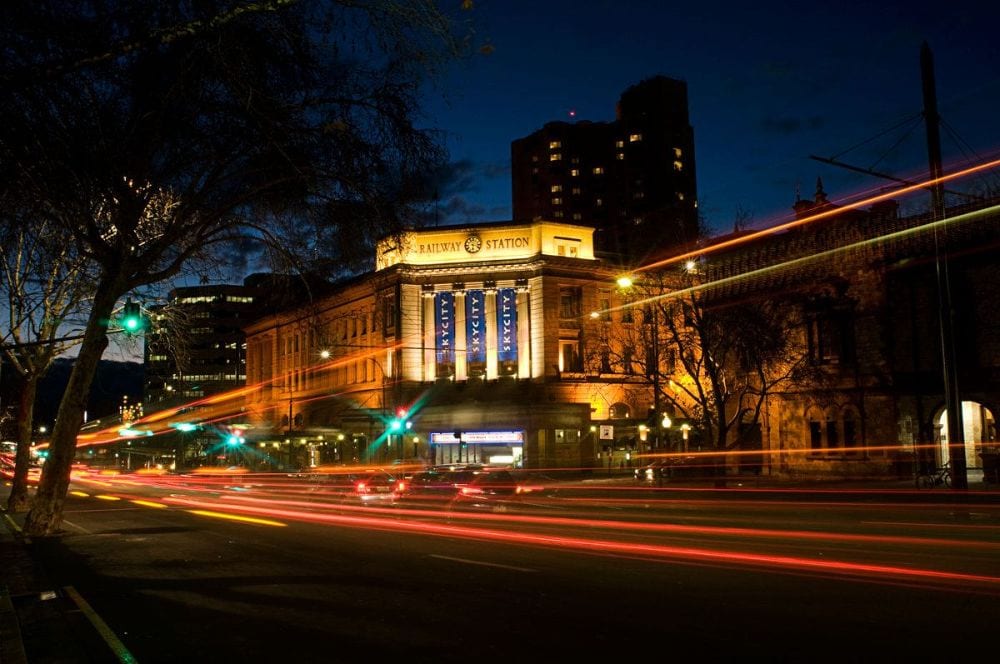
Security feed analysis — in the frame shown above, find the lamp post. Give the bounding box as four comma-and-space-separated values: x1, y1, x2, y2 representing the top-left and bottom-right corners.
618, 275, 662, 452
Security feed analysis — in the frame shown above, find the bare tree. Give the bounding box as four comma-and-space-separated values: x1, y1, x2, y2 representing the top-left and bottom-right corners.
0, 0, 472, 535
0, 212, 93, 512
606, 265, 814, 481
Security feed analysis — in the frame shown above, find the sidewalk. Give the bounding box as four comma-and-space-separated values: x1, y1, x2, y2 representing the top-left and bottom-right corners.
0, 509, 123, 663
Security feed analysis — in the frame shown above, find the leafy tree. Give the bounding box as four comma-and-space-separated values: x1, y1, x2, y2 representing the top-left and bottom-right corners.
0, 0, 472, 535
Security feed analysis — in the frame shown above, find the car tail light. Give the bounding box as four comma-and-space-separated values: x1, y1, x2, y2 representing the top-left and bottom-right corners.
355, 481, 368, 494
516, 485, 540, 494
395, 481, 406, 492
460, 487, 482, 495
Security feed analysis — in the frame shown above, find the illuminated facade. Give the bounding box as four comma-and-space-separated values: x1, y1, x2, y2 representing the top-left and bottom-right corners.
243, 220, 660, 470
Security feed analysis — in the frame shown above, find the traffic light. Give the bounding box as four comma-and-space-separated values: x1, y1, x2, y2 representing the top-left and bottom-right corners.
120, 300, 145, 334
390, 408, 412, 432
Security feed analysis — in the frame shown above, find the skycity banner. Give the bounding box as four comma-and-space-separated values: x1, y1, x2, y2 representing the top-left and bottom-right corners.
466, 289, 486, 371
497, 288, 518, 369
435, 291, 455, 375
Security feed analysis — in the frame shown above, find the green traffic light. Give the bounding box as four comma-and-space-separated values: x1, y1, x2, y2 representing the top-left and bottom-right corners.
120, 300, 145, 334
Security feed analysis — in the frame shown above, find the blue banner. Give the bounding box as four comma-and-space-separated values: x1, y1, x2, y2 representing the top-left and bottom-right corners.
435, 291, 455, 371
497, 288, 518, 365
465, 289, 486, 366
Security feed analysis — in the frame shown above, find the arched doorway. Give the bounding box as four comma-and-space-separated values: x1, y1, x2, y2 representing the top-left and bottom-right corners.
935, 401, 997, 476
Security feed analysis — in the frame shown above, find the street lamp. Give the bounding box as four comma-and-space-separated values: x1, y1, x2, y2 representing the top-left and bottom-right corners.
618, 274, 662, 451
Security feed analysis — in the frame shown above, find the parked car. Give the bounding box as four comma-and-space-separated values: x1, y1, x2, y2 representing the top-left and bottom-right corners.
634, 455, 703, 482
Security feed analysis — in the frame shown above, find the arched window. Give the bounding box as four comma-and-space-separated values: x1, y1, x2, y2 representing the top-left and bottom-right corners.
806, 407, 824, 451
610, 403, 631, 420
826, 407, 840, 449
842, 406, 860, 452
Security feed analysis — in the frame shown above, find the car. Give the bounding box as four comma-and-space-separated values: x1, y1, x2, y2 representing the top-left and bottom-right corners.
634, 455, 704, 482
398, 467, 475, 505
307, 469, 404, 505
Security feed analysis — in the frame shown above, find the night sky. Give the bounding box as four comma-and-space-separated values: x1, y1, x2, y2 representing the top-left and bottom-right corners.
423, 0, 1000, 233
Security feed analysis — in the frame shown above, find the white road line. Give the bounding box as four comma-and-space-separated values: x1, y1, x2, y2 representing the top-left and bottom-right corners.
60, 519, 93, 535
63, 586, 138, 663
428, 554, 537, 572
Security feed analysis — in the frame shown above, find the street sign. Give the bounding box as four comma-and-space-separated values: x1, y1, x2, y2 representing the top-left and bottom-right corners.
599, 425, 614, 440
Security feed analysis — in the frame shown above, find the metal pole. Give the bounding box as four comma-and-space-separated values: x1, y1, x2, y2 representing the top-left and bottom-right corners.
922, 42, 967, 489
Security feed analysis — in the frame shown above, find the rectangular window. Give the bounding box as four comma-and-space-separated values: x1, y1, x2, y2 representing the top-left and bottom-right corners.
571, 169, 580, 177
550, 184, 562, 192
615, 140, 624, 148
559, 340, 582, 372
559, 286, 582, 319
598, 290, 610, 321
617, 152, 624, 160
552, 197, 562, 205
629, 133, 642, 142
673, 160, 683, 172
673, 147, 682, 158
549, 153, 562, 161
593, 166, 604, 175
807, 308, 855, 365
549, 140, 561, 149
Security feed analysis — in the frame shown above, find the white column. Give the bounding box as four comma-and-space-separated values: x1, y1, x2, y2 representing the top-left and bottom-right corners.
422, 293, 436, 382
517, 288, 531, 379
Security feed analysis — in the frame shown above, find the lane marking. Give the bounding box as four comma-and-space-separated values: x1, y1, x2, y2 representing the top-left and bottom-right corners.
60, 519, 93, 535
63, 586, 138, 664
130, 500, 168, 509
428, 554, 536, 573
3, 513, 22, 534
186, 509, 286, 527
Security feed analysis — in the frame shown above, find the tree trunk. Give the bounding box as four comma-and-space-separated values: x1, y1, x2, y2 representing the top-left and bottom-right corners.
23, 279, 119, 536
6, 374, 38, 512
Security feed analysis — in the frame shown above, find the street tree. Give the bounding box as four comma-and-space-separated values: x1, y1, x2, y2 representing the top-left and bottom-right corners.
608, 263, 815, 481
0, 212, 93, 512
0, 0, 472, 535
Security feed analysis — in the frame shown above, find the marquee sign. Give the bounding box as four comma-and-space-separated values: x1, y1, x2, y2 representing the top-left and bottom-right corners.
430, 431, 525, 444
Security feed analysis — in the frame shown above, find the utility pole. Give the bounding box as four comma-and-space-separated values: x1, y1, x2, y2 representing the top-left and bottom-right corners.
922, 42, 967, 490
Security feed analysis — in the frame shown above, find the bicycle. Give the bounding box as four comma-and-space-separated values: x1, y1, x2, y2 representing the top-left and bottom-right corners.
915, 461, 951, 489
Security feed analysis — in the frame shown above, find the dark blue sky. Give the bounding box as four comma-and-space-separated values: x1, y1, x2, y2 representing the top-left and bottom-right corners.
422, 0, 1000, 233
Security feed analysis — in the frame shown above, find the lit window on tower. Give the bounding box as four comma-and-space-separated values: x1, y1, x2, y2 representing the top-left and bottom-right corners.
593, 166, 604, 175
549, 140, 561, 149
550, 153, 562, 161
551, 184, 562, 192
673, 160, 683, 172
629, 133, 642, 142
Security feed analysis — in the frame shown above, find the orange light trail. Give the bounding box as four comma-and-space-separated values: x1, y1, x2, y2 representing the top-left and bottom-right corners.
638, 156, 1000, 273
212, 493, 1000, 551
160, 494, 1000, 591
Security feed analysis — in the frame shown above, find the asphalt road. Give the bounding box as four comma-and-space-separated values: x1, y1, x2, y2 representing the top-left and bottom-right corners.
5, 472, 1000, 662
